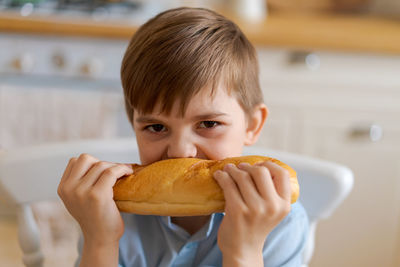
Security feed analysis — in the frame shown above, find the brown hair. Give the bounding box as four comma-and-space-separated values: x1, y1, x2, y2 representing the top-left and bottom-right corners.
121, 7, 263, 124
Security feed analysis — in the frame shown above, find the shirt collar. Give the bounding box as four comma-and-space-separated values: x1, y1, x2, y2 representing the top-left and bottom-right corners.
159, 213, 224, 241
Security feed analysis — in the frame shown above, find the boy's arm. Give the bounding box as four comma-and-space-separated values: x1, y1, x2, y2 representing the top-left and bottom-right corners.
58, 153, 133, 267
80, 240, 119, 267
75, 233, 125, 267
214, 161, 292, 267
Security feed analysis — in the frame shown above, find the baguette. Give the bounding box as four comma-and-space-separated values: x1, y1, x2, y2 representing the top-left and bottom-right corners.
113, 156, 299, 216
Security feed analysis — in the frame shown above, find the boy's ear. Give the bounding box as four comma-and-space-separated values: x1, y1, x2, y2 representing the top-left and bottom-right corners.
244, 104, 268, 146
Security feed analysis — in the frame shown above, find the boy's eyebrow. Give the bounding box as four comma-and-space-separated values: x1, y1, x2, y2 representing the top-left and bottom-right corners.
191, 112, 228, 120
135, 112, 228, 124
135, 116, 164, 124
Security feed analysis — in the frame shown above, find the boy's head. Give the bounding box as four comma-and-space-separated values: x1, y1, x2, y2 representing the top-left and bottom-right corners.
120, 7, 268, 164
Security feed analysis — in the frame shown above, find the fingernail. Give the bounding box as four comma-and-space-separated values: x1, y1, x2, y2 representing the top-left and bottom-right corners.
238, 162, 250, 168
124, 164, 133, 171
223, 163, 234, 171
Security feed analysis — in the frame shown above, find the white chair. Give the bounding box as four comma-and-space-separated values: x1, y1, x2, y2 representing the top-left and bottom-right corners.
0, 138, 353, 267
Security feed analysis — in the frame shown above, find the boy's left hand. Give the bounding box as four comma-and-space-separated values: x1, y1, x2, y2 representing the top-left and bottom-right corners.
213, 161, 292, 265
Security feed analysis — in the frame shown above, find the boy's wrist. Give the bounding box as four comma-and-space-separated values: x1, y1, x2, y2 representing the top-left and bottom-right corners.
82, 229, 122, 247
83, 238, 120, 249
221, 251, 263, 267
80, 240, 119, 267
221, 246, 263, 267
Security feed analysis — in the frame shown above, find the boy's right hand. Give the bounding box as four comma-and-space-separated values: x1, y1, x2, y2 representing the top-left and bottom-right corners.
57, 153, 133, 247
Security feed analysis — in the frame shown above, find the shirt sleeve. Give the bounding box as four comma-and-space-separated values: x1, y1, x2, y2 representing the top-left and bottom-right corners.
262, 202, 309, 267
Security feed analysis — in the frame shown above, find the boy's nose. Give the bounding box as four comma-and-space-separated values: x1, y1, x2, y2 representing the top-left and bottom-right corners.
167, 134, 197, 159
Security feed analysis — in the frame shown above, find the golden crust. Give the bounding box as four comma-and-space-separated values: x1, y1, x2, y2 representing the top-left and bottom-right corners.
113, 156, 299, 216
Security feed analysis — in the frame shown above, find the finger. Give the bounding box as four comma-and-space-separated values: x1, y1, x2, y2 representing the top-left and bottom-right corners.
256, 161, 291, 202
213, 170, 246, 213
238, 162, 272, 199
58, 157, 78, 197
93, 164, 134, 195
223, 164, 262, 208
59, 157, 77, 185
242, 162, 277, 202
78, 161, 117, 189
68, 153, 100, 182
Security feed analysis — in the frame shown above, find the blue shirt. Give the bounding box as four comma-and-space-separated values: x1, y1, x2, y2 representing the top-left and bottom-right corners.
76, 202, 308, 267
117, 202, 308, 267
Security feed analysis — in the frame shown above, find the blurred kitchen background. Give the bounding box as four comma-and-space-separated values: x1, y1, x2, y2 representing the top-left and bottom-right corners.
0, 0, 399, 266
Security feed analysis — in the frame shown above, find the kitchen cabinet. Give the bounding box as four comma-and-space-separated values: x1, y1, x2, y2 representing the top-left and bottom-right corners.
2, 11, 400, 54
256, 49, 400, 267
302, 109, 400, 267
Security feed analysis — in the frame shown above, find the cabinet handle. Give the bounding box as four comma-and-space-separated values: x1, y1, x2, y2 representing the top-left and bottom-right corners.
287, 51, 321, 71
80, 58, 104, 77
349, 124, 383, 142
10, 53, 35, 73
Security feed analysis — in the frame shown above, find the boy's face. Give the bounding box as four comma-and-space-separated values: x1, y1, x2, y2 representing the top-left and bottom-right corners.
133, 85, 265, 165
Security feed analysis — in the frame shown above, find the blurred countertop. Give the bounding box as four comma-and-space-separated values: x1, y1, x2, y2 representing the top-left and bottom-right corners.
1, 10, 400, 54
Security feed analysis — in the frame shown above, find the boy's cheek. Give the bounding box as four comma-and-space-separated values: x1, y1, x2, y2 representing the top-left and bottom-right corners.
204, 141, 244, 160
137, 141, 164, 165
135, 130, 246, 163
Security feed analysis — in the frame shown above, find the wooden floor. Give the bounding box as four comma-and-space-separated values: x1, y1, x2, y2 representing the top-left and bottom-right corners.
0, 208, 79, 267
0, 216, 24, 266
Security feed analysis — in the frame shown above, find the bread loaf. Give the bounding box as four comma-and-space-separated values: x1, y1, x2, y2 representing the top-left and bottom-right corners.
113, 156, 299, 216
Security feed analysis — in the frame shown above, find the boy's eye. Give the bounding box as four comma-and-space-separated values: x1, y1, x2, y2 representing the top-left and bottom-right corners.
145, 124, 166, 133
199, 121, 220, 128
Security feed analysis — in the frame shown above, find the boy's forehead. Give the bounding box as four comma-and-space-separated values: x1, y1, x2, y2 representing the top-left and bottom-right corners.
136, 84, 238, 118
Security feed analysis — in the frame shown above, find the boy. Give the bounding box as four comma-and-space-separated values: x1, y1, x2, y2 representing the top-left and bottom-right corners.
58, 7, 308, 267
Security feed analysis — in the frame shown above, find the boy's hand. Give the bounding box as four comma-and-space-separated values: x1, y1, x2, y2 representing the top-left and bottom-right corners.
57, 154, 133, 247
213, 161, 292, 266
